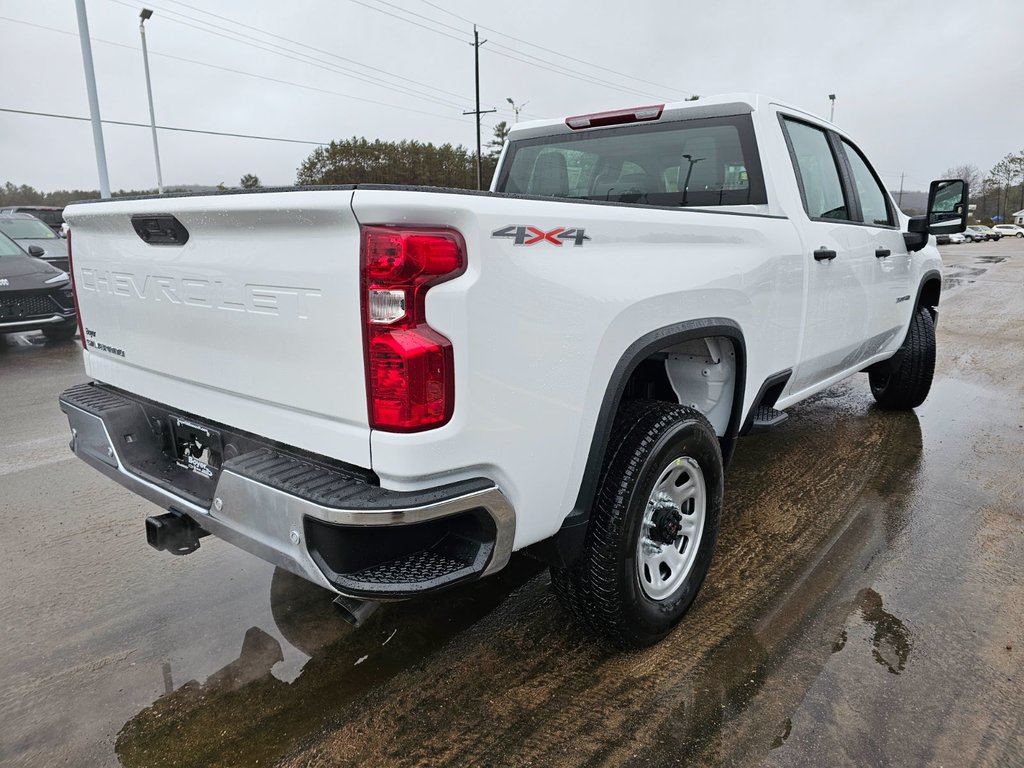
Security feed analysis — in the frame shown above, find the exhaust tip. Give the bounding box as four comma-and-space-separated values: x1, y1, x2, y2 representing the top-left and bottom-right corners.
332, 595, 380, 628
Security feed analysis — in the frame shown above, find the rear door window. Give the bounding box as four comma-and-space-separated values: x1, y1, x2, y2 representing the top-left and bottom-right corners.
497, 115, 766, 207
781, 118, 849, 221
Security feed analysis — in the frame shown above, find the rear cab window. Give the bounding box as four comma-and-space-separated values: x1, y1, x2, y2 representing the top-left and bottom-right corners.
495, 115, 767, 208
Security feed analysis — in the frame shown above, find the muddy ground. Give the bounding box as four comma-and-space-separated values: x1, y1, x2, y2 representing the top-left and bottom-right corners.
1, 239, 1021, 767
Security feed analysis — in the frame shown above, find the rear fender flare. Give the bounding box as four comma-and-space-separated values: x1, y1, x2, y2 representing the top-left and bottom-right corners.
530, 318, 746, 567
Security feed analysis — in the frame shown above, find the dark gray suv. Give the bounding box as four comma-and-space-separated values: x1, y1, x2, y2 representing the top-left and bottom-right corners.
0, 213, 69, 271
0, 230, 78, 341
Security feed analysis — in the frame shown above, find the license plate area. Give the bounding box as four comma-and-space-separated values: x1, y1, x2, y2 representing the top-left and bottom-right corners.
169, 415, 222, 480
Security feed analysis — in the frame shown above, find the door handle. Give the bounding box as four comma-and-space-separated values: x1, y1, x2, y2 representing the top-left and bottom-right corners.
875, 248, 891, 258
813, 248, 837, 262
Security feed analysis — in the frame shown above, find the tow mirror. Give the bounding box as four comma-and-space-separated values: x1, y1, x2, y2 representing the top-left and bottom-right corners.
905, 178, 968, 251
926, 179, 968, 234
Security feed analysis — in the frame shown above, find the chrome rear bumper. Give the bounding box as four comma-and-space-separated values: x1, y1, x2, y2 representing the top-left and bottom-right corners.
59, 383, 515, 597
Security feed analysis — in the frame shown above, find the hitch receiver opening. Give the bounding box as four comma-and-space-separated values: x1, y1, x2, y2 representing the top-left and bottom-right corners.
145, 509, 209, 556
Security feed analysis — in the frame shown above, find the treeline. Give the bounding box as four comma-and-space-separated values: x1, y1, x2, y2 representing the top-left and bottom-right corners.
945, 151, 1024, 223
4, 123, 517, 201
1, 181, 172, 207
295, 137, 499, 188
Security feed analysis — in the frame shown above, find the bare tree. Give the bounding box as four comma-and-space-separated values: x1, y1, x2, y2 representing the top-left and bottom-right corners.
942, 163, 981, 194
988, 155, 1019, 220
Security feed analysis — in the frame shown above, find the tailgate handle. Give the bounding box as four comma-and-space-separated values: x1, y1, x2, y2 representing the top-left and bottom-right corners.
131, 215, 190, 246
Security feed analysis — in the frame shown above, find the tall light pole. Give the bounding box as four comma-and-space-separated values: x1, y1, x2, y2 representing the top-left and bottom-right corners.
74, 0, 110, 198
828, 93, 836, 123
506, 97, 528, 123
139, 8, 163, 193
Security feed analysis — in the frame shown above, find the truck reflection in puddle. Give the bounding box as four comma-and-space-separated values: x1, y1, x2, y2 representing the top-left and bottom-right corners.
115, 559, 542, 768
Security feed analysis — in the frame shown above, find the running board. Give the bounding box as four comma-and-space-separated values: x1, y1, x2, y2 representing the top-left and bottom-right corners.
749, 406, 788, 432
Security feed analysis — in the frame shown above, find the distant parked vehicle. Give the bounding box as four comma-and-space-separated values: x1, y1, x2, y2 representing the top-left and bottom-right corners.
971, 225, 1001, 241
0, 205, 65, 235
0, 230, 78, 341
964, 226, 989, 242
946, 232, 966, 244
0, 213, 69, 271
992, 224, 1024, 238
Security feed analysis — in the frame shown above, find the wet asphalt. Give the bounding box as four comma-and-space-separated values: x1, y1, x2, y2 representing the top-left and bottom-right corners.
1, 239, 1021, 767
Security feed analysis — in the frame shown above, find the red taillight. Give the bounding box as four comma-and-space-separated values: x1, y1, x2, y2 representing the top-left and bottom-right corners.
565, 104, 664, 130
67, 230, 87, 349
360, 225, 466, 432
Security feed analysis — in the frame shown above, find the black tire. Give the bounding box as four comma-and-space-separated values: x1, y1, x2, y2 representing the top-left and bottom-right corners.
42, 321, 78, 342
550, 401, 723, 649
869, 306, 936, 410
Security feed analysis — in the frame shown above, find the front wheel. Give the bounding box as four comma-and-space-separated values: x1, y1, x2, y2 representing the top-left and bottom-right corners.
869, 306, 936, 409
550, 402, 723, 649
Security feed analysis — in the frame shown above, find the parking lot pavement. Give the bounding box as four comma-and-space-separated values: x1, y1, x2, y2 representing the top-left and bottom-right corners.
1, 238, 1021, 767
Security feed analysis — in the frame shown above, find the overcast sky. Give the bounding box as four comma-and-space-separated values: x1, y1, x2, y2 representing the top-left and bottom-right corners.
2, 0, 1022, 193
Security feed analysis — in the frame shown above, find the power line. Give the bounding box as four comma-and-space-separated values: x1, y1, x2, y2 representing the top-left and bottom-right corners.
485, 43, 668, 101
159, 0, 477, 106
0, 106, 330, 145
348, 0, 671, 102
417, 0, 694, 97
343, 0, 468, 45
104, 0, 470, 112
0, 16, 470, 125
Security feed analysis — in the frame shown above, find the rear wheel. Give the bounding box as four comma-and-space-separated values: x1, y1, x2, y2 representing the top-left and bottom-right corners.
42, 321, 78, 342
869, 306, 936, 409
550, 402, 723, 649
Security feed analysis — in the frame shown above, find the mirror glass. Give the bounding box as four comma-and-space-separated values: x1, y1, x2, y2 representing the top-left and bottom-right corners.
928, 179, 967, 233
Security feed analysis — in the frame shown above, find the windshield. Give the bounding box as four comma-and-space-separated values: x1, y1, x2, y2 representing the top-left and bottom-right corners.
0, 231, 25, 257
496, 114, 766, 208
0, 218, 59, 240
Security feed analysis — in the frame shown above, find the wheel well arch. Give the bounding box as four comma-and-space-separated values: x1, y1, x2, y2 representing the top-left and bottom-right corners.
525, 318, 746, 567
917, 271, 941, 309
916, 269, 942, 322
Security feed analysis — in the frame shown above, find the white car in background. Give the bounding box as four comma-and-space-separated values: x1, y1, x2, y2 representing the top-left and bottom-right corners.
947, 232, 966, 244
992, 224, 1024, 238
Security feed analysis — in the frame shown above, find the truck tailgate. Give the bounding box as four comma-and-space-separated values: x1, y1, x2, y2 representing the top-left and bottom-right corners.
64, 190, 370, 466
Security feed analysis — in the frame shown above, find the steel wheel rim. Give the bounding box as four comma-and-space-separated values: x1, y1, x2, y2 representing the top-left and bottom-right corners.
636, 456, 707, 601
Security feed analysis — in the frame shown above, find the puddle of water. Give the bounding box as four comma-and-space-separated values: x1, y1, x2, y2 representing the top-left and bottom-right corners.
856, 587, 912, 675
114, 558, 543, 768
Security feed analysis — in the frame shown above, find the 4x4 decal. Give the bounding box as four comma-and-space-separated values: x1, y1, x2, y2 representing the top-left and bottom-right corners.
492, 225, 590, 246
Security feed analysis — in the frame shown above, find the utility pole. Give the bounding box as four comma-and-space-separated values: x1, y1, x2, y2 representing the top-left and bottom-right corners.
898, 172, 905, 207
463, 25, 496, 190
828, 93, 836, 123
74, 0, 110, 198
139, 9, 163, 194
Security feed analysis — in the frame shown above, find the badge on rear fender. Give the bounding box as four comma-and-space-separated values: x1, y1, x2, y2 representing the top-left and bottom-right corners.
492, 225, 590, 246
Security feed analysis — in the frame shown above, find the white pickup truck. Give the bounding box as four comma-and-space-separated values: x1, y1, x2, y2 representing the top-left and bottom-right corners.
60, 94, 967, 647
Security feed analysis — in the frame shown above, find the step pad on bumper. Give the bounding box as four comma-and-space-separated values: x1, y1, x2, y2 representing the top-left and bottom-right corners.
225, 448, 492, 511
351, 549, 471, 586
